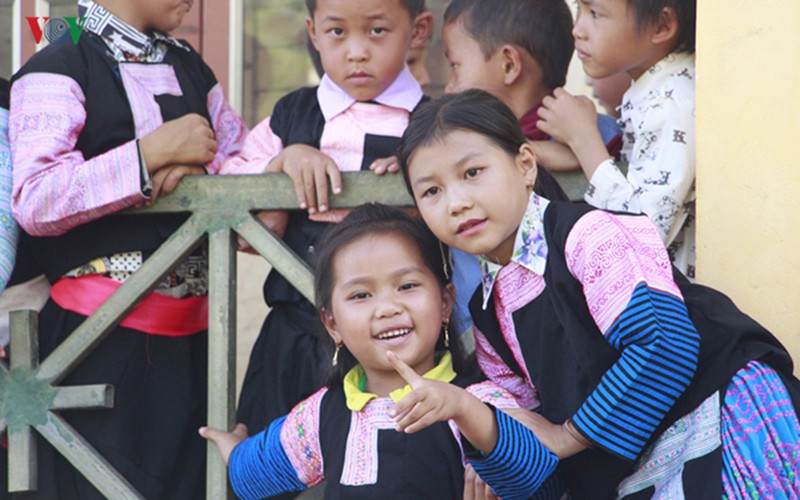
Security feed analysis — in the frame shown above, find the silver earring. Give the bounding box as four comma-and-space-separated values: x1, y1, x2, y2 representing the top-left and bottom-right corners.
332, 343, 342, 366
444, 324, 450, 348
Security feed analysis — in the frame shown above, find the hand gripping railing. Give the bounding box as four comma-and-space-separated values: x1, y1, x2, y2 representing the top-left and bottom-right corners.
0, 170, 586, 499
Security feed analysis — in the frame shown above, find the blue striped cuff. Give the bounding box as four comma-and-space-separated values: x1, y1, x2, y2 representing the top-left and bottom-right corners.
229, 416, 307, 499
467, 408, 559, 500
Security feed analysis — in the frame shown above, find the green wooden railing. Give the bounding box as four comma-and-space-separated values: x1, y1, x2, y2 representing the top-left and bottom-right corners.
0, 171, 587, 498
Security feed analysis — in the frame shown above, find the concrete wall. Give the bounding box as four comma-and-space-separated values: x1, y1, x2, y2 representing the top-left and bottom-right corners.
696, 1, 800, 367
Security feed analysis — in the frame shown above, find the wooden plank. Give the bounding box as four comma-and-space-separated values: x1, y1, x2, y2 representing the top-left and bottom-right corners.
206, 225, 237, 500
135, 172, 414, 214
9, 310, 37, 371
35, 412, 143, 499
51, 385, 114, 411
235, 214, 315, 303
7, 426, 35, 492
131, 170, 585, 215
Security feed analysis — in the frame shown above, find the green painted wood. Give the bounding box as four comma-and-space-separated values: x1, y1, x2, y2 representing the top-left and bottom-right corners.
35, 412, 143, 498
236, 214, 315, 303
552, 169, 589, 202
6, 311, 38, 492
135, 172, 416, 214
8, 427, 35, 492
51, 385, 114, 411
206, 226, 237, 500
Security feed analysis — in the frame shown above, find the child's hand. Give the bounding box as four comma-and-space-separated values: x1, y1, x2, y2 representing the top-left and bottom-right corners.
0, 345, 6, 359
369, 155, 400, 175
198, 423, 248, 465
463, 464, 498, 500
387, 351, 468, 433
147, 165, 207, 205
528, 140, 581, 171
537, 87, 599, 148
140, 113, 218, 172
265, 144, 342, 215
503, 408, 589, 459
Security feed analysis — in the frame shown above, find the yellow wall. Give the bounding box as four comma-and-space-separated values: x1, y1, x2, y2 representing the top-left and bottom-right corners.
696, 2, 800, 367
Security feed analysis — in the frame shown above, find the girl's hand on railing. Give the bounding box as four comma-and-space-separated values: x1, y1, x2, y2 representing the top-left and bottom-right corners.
369, 155, 400, 175
199, 423, 248, 465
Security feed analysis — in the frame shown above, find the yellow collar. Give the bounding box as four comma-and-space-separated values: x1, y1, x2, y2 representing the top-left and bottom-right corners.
343, 352, 457, 411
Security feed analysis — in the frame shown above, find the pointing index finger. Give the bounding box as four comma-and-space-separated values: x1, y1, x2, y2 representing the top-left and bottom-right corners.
386, 351, 423, 389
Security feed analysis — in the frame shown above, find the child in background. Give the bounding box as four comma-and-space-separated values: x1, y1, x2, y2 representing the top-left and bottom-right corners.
0, 77, 15, 360
8, 0, 247, 496
538, 0, 697, 279
0, 78, 15, 298
586, 72, 631, 118
0, 78, 19, 358
441, 0, 621, 173
224, 0, 434, 434
440, 0, 587, 344
398, 90, 800, 499
406, 41, 431, 92
200, 204, 558, 500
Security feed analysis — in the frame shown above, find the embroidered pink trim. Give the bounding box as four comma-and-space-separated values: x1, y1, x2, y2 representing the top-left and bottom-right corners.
219, 117, 284, 175
466, 380, 521, 411
10, 73, 144, 236
565, 211, 682, 334
280, 387, 328, 488
473, 326, 540, 410
119, 63, 182, 138
205, 83, 247, 174
340, 398, 397, 486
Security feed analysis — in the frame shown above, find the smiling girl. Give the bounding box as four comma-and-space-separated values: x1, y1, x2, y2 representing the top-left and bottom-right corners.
201, 204, 559, 499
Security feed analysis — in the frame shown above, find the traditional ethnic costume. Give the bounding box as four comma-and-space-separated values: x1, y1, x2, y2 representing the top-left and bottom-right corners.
449, 104, 621, 346
229, 353, 560, 500
8, 1, 247, 497
225, 68, 429, 433
470, 194, 800, 499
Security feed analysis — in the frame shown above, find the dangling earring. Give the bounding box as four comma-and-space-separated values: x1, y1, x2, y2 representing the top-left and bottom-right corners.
443, 323, 450, 348
438, 241, 451, 281
332, 343, 342, 366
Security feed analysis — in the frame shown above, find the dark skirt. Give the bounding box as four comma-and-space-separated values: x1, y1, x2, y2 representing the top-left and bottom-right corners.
13, 299, 208, 500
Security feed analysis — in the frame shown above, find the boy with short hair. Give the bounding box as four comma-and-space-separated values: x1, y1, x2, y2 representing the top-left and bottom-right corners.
223, 0, 433, 434
538, 0, 697, 279
439, 0, 622, 348
442, 0, 621, 170
9, 0, 247, 496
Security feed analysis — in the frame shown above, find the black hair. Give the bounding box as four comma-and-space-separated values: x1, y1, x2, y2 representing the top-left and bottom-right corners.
398, 90, 570, 202
627, 0, 696, 53
305, 0, 426, 19
443, 0, 573, 89
398, 90, 526, 181
313, 203, 466, 386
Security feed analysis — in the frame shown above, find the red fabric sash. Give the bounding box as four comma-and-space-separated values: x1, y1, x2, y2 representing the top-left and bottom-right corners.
51, 275, 207, 336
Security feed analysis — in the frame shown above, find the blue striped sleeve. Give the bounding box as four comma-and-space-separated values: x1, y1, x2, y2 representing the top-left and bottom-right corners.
572, 282, 700, 460
228, 416, 308, 500
466, 408, 559, 500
